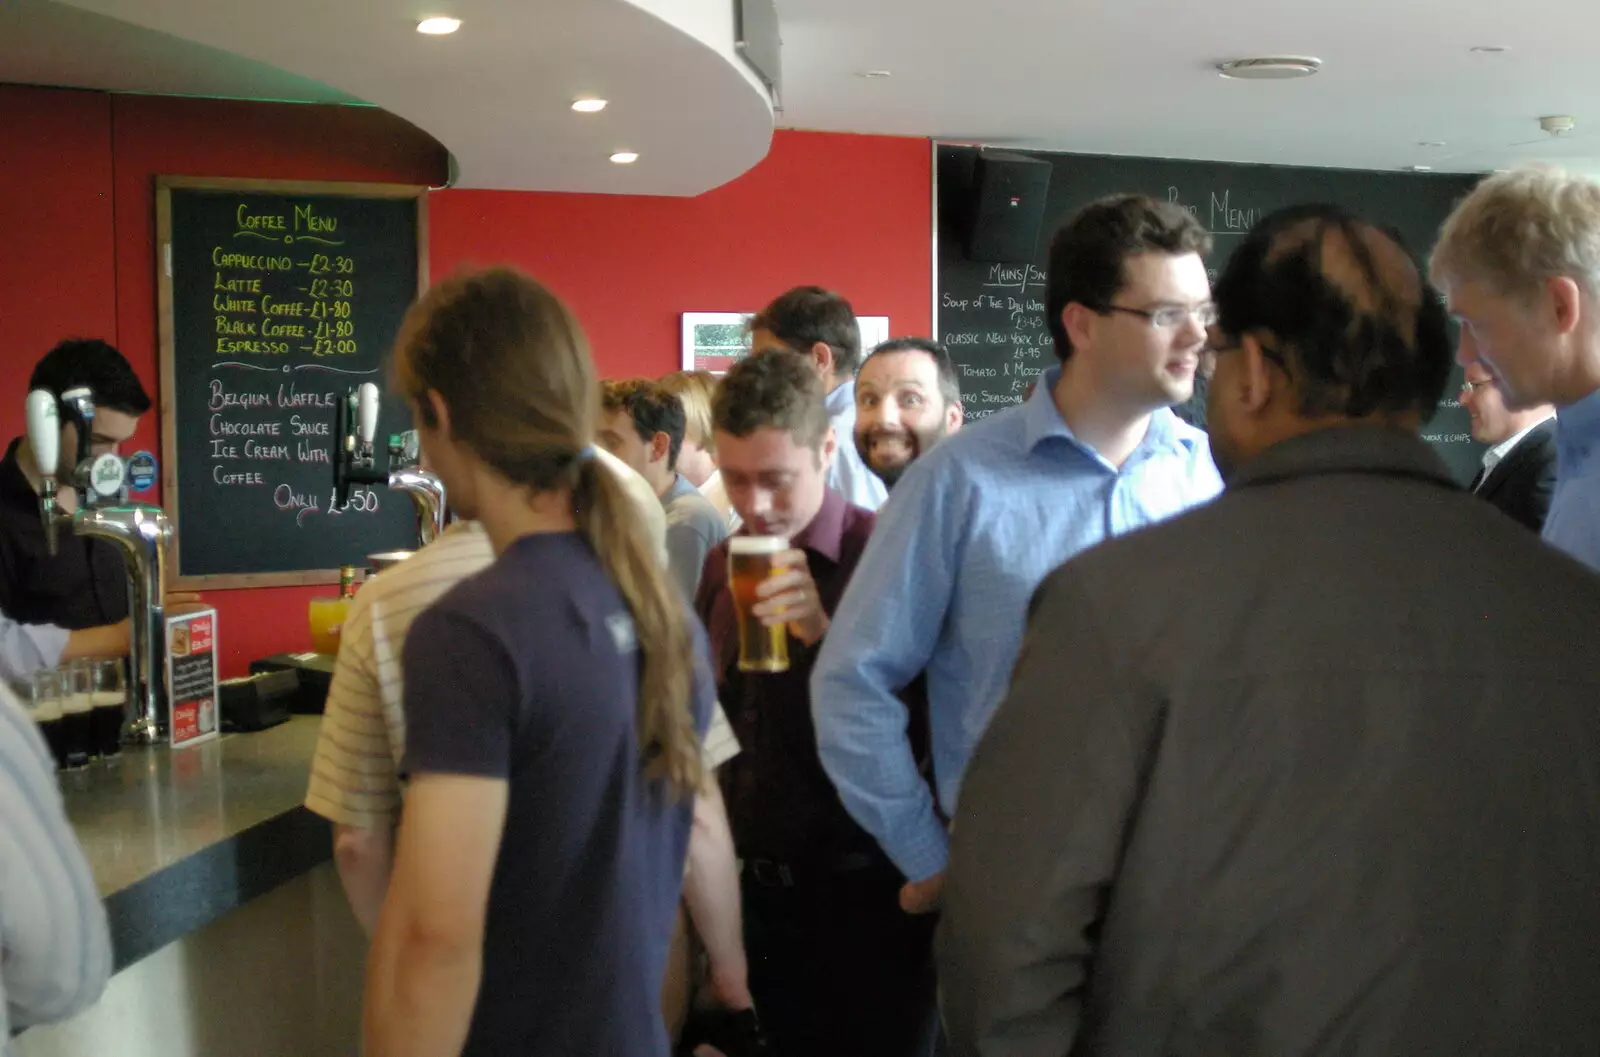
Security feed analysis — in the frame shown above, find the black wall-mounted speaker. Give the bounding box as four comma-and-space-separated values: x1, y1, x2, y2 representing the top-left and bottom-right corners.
964, 150, 1052, 263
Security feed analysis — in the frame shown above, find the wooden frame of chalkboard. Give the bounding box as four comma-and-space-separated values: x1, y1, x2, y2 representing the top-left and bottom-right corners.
155, 176, 430, 589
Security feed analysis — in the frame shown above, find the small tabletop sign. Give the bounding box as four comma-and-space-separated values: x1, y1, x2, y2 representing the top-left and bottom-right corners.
167, 608, 220, 750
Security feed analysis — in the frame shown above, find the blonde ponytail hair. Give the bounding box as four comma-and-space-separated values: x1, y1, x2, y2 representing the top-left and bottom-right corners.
393, 266, 703, 797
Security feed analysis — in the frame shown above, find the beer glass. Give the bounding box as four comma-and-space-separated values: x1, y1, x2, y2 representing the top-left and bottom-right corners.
29, 669, 66, 770
728, 536, 789, 673
61, 660, 93, 769
91, 659, 127, 759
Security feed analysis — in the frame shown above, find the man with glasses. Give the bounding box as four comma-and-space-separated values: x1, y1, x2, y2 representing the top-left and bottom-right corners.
1458, 360, 1556, 531
1431, 167, 1600, 568
939, 203, 1600, 1056
812, 194, 1223, 914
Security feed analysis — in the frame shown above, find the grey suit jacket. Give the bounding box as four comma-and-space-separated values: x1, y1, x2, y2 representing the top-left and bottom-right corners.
940, 425, 1600, 1057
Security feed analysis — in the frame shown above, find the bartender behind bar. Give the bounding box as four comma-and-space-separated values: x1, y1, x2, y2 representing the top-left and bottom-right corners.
0, 339, 149, 636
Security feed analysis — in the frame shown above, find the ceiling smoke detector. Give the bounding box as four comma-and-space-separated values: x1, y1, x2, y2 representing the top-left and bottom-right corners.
1540, 115, 1577, 136
1217, 56, 1322, 80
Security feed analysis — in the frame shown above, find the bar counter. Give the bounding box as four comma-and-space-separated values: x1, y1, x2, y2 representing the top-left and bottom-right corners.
18, 717, 366, 1057
63, 716, 334, 970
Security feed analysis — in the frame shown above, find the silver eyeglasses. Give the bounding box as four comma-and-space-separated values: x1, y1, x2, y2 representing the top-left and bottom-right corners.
1102, 303, 1220, 329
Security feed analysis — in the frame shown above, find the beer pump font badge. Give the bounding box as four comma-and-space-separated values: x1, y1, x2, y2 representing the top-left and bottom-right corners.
89, 453, 126, 498
127, 451, 158, 493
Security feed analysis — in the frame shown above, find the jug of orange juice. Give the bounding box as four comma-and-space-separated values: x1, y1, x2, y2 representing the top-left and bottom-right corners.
308, 566, 360, 655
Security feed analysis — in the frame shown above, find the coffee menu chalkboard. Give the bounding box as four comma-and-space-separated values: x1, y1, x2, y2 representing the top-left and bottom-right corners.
936, 147, 1486, 484
156, 177, 428, 587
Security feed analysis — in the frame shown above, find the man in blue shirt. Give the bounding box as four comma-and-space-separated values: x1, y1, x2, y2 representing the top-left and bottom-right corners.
1431, 166, 1600, 571
811, 194, 1224, 911
750, 287, 890, 512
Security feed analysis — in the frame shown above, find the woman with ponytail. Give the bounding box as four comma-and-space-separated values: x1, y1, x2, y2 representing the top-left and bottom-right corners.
362, 267, 710, 1057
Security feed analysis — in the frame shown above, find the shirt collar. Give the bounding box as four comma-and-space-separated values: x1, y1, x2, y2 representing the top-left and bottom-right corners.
662, 472, 697, 505
825, 377, 856, 419
1482, 414, 1555, 471
1228, 424, 1458, 492
787, 486, 849, 564
1021, 366, 1199, 460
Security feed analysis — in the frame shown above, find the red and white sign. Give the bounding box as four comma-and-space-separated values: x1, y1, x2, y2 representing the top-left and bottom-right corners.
166, 609, 220, 750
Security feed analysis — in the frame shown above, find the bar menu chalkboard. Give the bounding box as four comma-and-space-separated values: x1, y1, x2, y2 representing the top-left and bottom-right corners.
157, 178, 428, 587
937, 147, 1486, 484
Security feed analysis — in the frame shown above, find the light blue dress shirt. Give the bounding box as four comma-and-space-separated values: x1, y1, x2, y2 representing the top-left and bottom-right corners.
0, 617, 67, 686
826, 378, 888, 512
811, 367, 1223, 881
1543, 386, 1600, 571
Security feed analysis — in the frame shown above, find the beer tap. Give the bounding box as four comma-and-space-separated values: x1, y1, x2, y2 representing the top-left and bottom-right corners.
331, 384, 448, 548
332, 382, 386, 509
24, 390, 61, 555
23, 387, 174, 745
386, 431, 448, 546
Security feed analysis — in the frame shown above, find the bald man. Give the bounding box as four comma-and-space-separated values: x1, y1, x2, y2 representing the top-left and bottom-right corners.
940, 204, 1600, 1055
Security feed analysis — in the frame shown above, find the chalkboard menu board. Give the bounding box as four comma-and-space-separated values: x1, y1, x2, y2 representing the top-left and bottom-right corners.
156, 177, 428, 587
936, 147, 1485, 483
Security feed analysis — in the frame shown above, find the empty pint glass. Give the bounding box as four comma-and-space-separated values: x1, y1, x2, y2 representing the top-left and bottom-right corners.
728, 536, 789, 673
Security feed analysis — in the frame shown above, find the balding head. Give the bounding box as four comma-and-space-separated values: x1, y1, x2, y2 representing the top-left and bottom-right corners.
1203, 204, 1454, 477
1213, 204, 1452, 419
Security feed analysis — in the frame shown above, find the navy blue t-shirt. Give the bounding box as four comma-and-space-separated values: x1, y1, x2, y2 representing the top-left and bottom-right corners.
401, 531, 714, 1057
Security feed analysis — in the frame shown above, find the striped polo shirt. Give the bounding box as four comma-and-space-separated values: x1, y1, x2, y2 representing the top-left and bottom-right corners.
305, 448, 738, 831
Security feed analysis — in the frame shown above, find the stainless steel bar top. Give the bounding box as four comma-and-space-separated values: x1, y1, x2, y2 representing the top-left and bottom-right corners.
56, 717, 331, 972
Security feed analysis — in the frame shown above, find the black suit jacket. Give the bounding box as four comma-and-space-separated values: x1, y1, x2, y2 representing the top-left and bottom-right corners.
1473, 418, 1557, 533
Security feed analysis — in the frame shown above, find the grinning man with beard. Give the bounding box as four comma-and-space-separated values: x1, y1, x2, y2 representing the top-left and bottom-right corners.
854, 338, 964, 490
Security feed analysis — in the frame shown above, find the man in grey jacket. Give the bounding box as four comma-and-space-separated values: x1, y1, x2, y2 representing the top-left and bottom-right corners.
939, 204, 1600, 1056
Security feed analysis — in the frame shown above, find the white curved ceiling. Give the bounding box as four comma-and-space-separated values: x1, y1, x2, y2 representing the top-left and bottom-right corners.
11, 0, 1600, 187
0, 0, 360, 104
778, 0, 1600, 176
37, 0, 775, 195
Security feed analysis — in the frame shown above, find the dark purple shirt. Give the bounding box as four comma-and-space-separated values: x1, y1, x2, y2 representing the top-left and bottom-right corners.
403, 531, 713, 1057
697, 487, 927, 865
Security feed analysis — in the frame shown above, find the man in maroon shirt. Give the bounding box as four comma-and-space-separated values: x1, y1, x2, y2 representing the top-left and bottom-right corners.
695, 348, 936, 1057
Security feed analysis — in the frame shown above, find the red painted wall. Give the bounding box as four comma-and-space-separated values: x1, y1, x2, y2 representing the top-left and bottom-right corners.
429, 130, 933, 378
0, 87, 119, 412
0, 87, 447, 676
0, 89, 932, 676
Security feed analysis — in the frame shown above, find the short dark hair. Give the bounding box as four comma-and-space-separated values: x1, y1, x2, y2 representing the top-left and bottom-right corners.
862, 337, 962, 409
601, 378, 687, 470
1044, 195, 1212, 362
749, 286, 862, 376
1213, 203, 1453, 420
712, 348, 830, 451
29, 339, 152, 416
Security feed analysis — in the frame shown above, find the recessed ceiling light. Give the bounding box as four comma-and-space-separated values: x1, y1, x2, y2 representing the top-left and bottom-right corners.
571, 98, 608, 113
610, 151, 639, 165
857, 70, 892, 79
1217, 56, 1321, 80
416, 16, 460, 35
1469, 45, 1509, 54
1405, 164, 1434, 173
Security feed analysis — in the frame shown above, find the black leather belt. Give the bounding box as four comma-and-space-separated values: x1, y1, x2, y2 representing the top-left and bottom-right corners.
742, 851, 881, 889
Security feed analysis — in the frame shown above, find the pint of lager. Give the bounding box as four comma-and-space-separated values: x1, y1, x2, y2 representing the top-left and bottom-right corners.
728, 536, 789, 673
